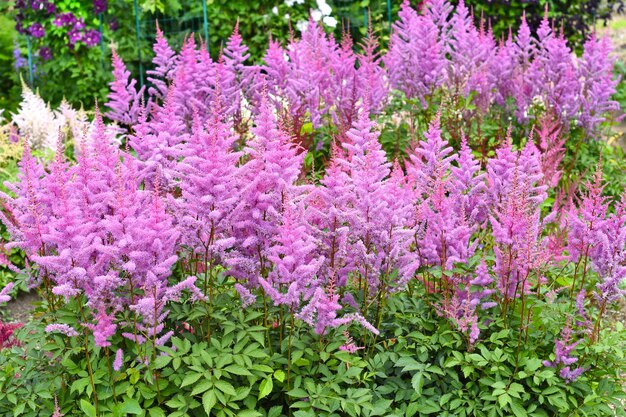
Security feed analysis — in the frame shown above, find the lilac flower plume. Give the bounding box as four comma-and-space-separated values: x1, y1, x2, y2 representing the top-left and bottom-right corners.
0, 283, 14, 304
106, 50, 145, 127
45, 324, 79, 337
113, 348, 124, 371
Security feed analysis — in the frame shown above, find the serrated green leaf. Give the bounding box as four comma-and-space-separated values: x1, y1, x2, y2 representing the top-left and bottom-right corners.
180, 372, 203, 388
259, 376, 273, 400
224, 364, 252, 376
411, 372, 424, 395
510, 400, 528, 417
148, 407, 166, 417
274, 370, 286, 383
121, 398, 142, 415
214, 379, 236, 396
190, 379, 213, 396
203, 390, 217, 415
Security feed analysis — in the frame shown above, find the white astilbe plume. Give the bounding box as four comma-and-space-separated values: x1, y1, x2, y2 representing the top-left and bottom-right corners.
56, 100, 90, 145
12, 82, 64, 151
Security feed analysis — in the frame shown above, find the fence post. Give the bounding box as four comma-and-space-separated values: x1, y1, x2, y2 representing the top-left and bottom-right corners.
26, 36, 34, 87
99, 13, 105, 69
387, 0, 392, 33
202, 0, 210, 54
133, 0, 145, 88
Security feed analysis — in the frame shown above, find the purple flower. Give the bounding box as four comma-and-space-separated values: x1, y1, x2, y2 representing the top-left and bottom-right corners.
31, 0, 43, 11
74, 18, 86, 31
68, 28, 83, 45
28, 23, 45, 39
13, 42, 26, 70
45, 1, 56, 14
108, 18, 119, 31
53, 12, 77, 28
93, 0, 108, 14
83, 29, 102, 47
38, 46, 52, 61
15, 21, 27, 35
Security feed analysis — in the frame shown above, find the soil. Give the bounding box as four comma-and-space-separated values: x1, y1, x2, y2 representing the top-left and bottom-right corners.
2, 291, 39, 323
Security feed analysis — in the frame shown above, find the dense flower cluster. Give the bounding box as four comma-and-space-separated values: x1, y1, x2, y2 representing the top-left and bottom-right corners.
15, 0, 107, 57
6, 88, 626, 378
105, 0, 618, 137
2, 0, 624, 387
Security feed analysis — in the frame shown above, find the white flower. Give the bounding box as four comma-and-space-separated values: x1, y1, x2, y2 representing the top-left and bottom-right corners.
322, 15, 337, 28
311, 9, 322, 22
285, 0, 295, 6
296, 0, 304, 4
296, 20, 308, 33
272, 6, 278, 14
56, 99, 90, 146
12, 82, 63, 151
284, 13, 290, 19
316, 0, 332, 16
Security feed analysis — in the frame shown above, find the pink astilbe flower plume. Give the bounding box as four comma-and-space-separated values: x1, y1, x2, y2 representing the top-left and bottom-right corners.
147, 22, 179, 101
228, 95, 305, 289
385, 1, 446, 107
578, 34, 620, 132
175, 93, 241, 273
259, 202, 325, 309
106, 50, 145, 127
543, 321, 587, 383
129, 85, 188, 188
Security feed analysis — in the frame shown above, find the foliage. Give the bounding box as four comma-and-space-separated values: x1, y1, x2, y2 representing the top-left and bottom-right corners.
0, 10, 21, 113
0, 283, 625, 416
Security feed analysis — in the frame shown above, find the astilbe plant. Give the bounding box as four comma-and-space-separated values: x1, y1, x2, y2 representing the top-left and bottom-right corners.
2, 5, 626, 415
0, 110, 201, 353
105, 0, 619, 148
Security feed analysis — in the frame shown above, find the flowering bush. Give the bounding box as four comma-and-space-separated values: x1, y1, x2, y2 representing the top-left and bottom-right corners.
0, 1, 625, 416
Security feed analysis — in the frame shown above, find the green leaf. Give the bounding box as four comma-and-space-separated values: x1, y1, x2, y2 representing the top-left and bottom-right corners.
225, 364, 252, 376
148, 407, 166, 417
190, 379, 213, 396
238, 411, 262, 417
274, 370, 286, 383
214, 379, 237, 396
153, 355, 172, 369
180, 372, 203, 388
121, 399, 142, 415
419, 400, 441, 415
203, 390, 217, 415
498, 393, 511, 408
71, 377, 91, 394
406, 402, 419, 417
411, 372, 424, 395
259, 376, 273, 400
510, 400, 528, 417
268, 406, 283, 417
80, 400, 96, 417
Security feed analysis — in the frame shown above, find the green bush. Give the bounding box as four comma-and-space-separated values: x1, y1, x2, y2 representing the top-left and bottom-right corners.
1, 270, 625, 417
